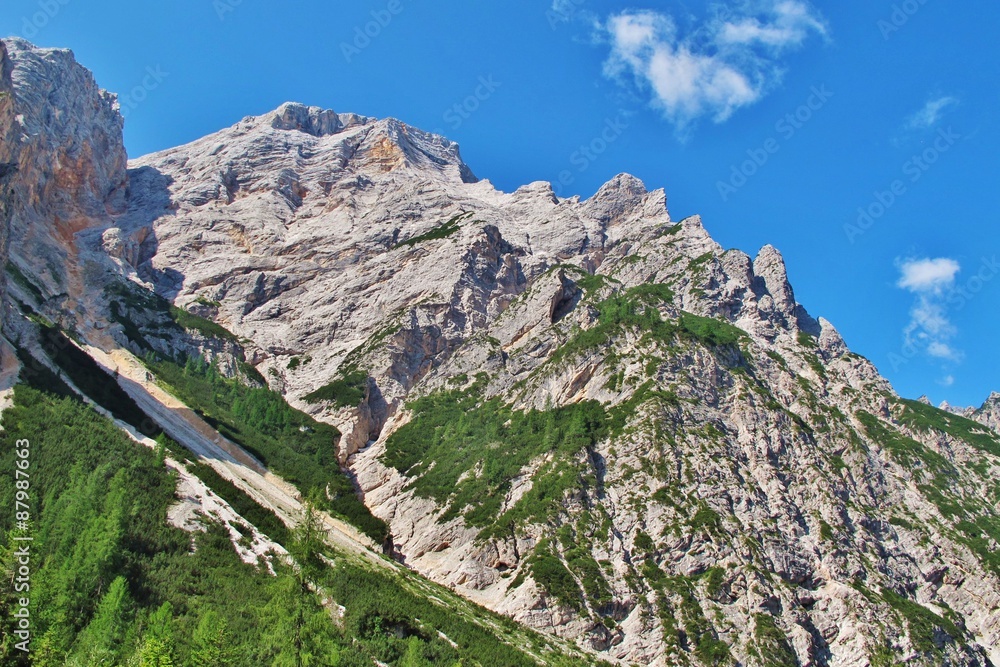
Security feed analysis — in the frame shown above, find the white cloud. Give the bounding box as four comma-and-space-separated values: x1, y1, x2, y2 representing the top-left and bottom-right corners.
719, 1, 827, 47
600, 1, 826, 131
896, 257, 963, 364
939, 374, 955, 387
548, 0, 593, 27
905, 96, 958, 131
896, 257, 960, 293
927, 342, 959, 360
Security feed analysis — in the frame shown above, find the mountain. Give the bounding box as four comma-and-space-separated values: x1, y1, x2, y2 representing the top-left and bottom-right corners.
1, 38, 999, 667
977, 394, 1000, 432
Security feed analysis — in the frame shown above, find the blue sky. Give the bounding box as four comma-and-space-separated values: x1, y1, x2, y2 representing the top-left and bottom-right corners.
3, 0, 997, 407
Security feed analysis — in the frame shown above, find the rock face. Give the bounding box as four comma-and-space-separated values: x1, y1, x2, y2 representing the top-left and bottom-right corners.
0, 41, 17, 344
975, 393, 1000, 432
4, 38, 1000, 667
2, 38, 127, 306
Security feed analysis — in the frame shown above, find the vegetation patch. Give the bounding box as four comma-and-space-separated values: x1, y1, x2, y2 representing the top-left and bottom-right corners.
169, 304, 236, 341
549, 283, 675, 365
37, 325, 164, 439
855, 411, 953, 476
396, 211, 472, 248
547, 281, 748, 377
797, 331, 818, 348
0, 381, 575, 667
5, 261, 45, 302
564, 545, 613, 611
187, 461, 291, 546
881, 588, 963, 655
803, 352, 828, 380
687, 252, 715, 272
689, 502, 724, 537
384, 378, 609, 532
664, 576, 733, 666
748, 613, 797, 667
896, 398, 1000, 457
530, 551, 584, 612
148, 354, 389, 544
303, 369, 369, 407
678, 312, 746, 349
858, 411, 1000, 575
105, 280, 237, 345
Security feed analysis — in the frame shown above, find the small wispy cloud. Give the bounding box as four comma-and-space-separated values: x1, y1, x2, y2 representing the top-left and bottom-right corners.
718, 1, 827, 47
598, 1, 826, 133
905, 95, 958, 131
896, 257, 963, 363
897, 257, 961, 293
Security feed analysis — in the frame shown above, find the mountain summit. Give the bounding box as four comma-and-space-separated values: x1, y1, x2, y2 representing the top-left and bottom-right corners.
2, 38, 999, 667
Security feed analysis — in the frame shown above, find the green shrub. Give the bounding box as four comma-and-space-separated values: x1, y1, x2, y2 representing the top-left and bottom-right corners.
881, 588, 962, 654
564, 547, 613, 610
530, 553, 583, 611
397, 212, 471, 248
149, 355, 388, 544
303, 370, 368, 407
187, 461, 291, 546
690, 503, 723, 535
896, 398, 1000, 457
550, 283, 675, 365
678, 312, 745, 348
169, 305, 236, 341
5, 261, 45, 302
855, 411, 953, 475
37, 325, 163, 439
749, 613, 797, 667
797, 331, 818, 348
384, 381, 609, 531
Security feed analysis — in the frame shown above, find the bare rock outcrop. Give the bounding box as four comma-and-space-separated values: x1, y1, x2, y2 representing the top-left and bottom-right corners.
0, 41, 17, 345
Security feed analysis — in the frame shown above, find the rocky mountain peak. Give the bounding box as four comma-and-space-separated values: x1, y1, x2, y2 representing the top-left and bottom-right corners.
269, 101, 370, 137
753, 243, 797, 313
361, 116, 478, 184
975, 391, 1000, 431
582, 172, 668, 228
5, 38, 127, 221
2, 37, 127, 298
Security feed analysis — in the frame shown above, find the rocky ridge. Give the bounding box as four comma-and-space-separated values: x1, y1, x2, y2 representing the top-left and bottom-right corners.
2, 38, 999, 667
0, 41, 16, 346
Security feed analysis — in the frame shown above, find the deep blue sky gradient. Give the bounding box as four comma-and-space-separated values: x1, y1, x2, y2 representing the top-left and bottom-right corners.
2, 0, 997, 406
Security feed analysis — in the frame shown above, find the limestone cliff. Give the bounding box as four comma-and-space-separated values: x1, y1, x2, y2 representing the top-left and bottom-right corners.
0, 41, 17, 346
